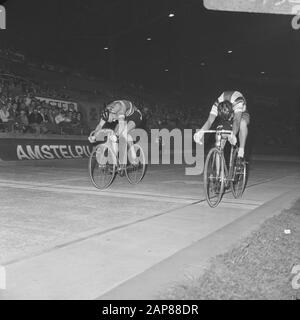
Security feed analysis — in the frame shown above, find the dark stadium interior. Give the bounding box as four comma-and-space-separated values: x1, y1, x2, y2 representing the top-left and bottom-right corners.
0, 0, 300, 302
0, 0, 299, 148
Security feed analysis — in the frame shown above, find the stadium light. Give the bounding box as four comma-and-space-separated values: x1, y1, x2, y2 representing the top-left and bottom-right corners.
146, 37, 152, 41
168, 12, 175, 18
227, 50, 233, 54
104, 47, 109, 50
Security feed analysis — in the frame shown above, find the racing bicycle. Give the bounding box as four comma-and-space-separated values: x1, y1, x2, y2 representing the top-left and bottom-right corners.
201, 129, 248, 207
88, 129, 146, 189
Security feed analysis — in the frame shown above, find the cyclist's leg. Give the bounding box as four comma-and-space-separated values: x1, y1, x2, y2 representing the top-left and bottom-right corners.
110, 123, 119, 156
115, 120, 137, 164
238, 112, 250, 158
121, 110, 142, 162
125, 121, 137, 161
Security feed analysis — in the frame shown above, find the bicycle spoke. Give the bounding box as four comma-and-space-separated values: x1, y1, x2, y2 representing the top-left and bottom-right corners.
204, 148, 225, 207
230, 149, 247, 198
89, 146, 116, 189
125, 144, 146, 184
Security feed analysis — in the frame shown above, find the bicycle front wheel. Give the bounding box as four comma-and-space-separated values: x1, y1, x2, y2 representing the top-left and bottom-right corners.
203, 148, 225, 208
89, 144, 117, 189
230, 148, 247, 198
125, 143, 146, 184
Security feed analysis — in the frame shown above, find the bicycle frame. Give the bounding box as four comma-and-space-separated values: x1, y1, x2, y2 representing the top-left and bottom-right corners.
201, 129, 236, 183
200, 129, 248, 207
95, 130, 139, 175
89, 128, 146, 189
216, 137, 236, 183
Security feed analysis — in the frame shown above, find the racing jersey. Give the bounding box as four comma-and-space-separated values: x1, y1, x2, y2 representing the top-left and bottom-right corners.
210, 91, 247, 117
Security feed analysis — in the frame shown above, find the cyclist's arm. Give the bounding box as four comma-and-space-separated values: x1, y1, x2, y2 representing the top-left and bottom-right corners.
200, 113, 217, 131
232, 111, 242, 136
94, 118, 106, 133
115, 114, 126, 136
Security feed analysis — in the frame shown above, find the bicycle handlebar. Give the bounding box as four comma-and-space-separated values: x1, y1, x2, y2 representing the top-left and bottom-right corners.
90, 128, 115, 137
89, 128, 117, 143
197, 130, 233, 134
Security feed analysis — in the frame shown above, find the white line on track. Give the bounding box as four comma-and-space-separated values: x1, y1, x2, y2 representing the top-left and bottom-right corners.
0, 180, 197, 204
1, 172, 290, 267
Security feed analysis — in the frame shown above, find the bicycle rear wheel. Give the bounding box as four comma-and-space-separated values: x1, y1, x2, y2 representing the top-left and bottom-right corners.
125, 143, 146, 184
203, 148, 225, 208
89, 144, 117, 189
230, 148, 247, 198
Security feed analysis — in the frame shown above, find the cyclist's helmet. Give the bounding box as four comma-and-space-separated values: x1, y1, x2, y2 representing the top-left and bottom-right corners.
218, 100, 234, 121
100, 108, 110, 122
106, 100, 119, 114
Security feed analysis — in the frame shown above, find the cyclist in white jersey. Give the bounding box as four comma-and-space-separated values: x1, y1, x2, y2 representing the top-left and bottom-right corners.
194, 90, 250, 160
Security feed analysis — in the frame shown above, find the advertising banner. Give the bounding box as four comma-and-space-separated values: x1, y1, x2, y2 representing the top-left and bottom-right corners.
35, 97, 78, 111
0, 137, 93, 161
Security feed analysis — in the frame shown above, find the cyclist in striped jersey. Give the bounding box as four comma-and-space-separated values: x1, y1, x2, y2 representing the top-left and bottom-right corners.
89, 100, 143, 163
90, 100, 143, 140
194, 90, 250, 160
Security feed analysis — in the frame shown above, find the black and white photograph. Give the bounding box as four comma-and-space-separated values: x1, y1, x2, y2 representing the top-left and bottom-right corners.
0, 0, 299, 304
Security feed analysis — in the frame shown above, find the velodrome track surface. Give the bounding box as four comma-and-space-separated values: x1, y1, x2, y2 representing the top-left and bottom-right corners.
0, 156, 299, 299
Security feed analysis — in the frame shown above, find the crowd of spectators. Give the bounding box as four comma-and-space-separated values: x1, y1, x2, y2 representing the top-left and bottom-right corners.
0, 66, 89, 135
0, 47, 298, 151
141, 103, 206, 131
2, 47, 204, 134
0, 93, 89, 135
